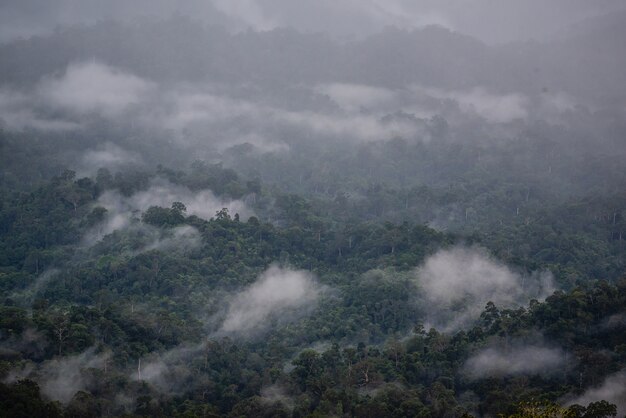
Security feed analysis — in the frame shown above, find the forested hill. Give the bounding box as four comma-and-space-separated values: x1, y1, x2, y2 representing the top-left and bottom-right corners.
1, 7, 626, 418
0, 165, 625, 416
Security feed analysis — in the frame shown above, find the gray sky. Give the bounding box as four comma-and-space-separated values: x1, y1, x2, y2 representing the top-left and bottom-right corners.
1, 0, 624, 43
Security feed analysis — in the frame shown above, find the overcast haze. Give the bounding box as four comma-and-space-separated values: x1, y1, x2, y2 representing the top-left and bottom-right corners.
1, 0, 625, 43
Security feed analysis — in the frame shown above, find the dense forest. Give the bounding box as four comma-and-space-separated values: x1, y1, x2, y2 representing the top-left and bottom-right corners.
1, 2, 626, 417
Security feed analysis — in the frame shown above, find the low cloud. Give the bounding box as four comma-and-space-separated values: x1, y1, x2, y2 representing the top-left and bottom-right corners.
464, 344, 567, 379
416, 246, 555, 331
564, 370, 626, 416
220, 265, 323, 336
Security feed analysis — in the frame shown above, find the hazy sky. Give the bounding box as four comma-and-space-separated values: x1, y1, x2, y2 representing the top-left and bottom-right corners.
1, 0, 624, 43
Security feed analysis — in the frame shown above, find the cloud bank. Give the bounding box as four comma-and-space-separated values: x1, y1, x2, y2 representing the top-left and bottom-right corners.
2, 61, 583, 155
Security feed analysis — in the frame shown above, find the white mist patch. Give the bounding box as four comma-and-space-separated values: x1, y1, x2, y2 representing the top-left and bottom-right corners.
129, 181, 252, 221
143, 225, 202, 253
260, 384, 294, 409
416, 246, 555, 331
220, 265, 323, 335
565, 370, 626, 416
132, 344, 200, 395
0, 328, 48, 359
464, 345, 566, 379
39, 62, 154, 117
602, 312, 626, 330
85, 180, 252, 245
5, 348, 110, 404
10, 269, 59, 304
